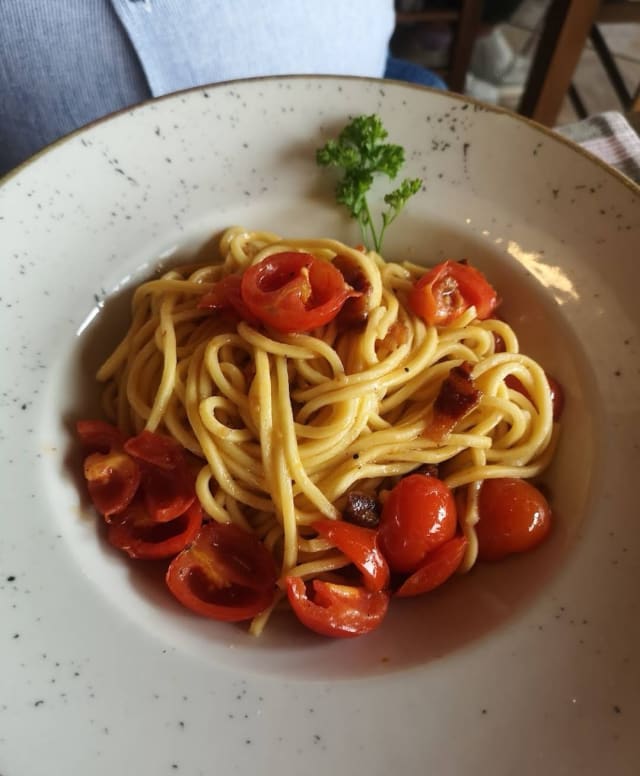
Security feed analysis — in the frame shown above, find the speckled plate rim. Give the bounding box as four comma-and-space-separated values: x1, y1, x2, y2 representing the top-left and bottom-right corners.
2, 74, 639, 196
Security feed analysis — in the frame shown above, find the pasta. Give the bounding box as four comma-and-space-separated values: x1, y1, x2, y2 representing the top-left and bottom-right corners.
89, 226, 559, 635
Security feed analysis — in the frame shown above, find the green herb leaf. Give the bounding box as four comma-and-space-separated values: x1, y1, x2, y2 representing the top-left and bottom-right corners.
316, 114, 422, 252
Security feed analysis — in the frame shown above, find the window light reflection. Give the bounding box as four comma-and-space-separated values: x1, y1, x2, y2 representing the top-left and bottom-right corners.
506, 240, 578, 305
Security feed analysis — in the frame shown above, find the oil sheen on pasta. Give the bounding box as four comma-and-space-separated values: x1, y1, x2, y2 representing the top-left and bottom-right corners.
96, 227, 557, 633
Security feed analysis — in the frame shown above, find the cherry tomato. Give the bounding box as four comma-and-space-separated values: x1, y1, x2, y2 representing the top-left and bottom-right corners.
409, 260, 498, 326
378, 474, 457, 574
83, 450, 140, 518
240, 251, 358, 333
312, 519, 390, 592
76, 419, 125, 454
198, 274, 261, 325
546, 374, 565, 421
166, 522, 277, 622
285, 577, 389, 638
124, 430, 197, 522
124, 429, 187, 470
505, 373, 564, 421
139, 466, 196, 523
108, 498, 203, 560
395, 535, 467, 597
476, 477, 552, 562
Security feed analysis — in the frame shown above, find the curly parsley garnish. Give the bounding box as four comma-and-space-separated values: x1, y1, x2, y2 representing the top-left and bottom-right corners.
316, 114, 422, 253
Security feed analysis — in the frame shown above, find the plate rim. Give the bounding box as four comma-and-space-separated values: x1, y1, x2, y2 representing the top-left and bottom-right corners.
2, 74, 639, 199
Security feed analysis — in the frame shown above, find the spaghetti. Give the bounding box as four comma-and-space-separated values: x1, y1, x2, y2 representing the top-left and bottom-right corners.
93, 226, 558, 635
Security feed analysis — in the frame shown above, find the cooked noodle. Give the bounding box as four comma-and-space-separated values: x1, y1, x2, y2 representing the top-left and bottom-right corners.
97, 226, 556, 633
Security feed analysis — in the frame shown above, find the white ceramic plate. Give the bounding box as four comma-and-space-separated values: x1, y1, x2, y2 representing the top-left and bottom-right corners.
1, 76, 639, 776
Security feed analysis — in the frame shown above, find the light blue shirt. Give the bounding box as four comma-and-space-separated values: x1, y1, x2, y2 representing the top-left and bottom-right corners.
0, 0, 442, 176
111, 0, 395, 95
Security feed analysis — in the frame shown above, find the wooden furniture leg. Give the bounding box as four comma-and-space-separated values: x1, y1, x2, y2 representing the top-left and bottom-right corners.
518, 0, 601, 125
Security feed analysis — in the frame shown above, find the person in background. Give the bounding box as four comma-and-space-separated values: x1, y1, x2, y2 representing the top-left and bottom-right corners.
466, 0, 531, 102
393, 0, 530, 103
0, 0, 445, 177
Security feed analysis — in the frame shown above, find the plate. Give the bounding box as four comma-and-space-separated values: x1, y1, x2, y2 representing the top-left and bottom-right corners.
1, 76, 639, 775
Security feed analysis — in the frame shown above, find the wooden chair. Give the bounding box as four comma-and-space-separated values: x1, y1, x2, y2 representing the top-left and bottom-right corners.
393, 1, 485, 92
518, 0, 640, 126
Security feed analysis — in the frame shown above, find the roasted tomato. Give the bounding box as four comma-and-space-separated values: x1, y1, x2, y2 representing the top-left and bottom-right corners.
123, 429, 187, 470
198, 273, 261, 325
240, 251, 359, 333
312, 518, 390, 592
285, 577, 389, 638
395, 535, 467, 597
166, 522, 277, 621
76, 419, 125, 455
409, 260, 498, 326
82, 450, 140, 519
378, 474, 457, 574
108, 497, 203, 560
476, 477, 552, 561
124, 430, 196, 522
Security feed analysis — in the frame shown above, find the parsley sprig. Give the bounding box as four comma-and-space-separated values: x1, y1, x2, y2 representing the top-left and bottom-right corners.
316, 115, 422, 253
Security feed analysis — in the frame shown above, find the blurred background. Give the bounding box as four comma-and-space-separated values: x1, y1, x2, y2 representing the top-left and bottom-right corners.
391, 0, 640, 130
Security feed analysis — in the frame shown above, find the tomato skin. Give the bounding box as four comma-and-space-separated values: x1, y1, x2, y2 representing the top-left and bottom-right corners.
395, 535, 467, 597
546, 374, 565, 421
108, 498, 203, 559
124, 430, 196, 522
476, 477, 552, 561
378, 474, 457, 574
312, 519, 390, 593
197, 274, 261, 325
76, 419, 125, 455
409, 261, 498, 326
285, 577, 389, 638
124, 430, 187, 471
166, 522, 277, 622
240, 251, 358, 333
83, 450, 141, 518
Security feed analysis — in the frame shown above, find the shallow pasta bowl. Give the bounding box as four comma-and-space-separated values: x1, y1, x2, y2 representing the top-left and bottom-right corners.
0, 75, 638, 775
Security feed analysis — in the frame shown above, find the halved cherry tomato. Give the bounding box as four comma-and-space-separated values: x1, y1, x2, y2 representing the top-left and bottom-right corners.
124, 430, 196, 522
285, 577, 389, 638
312, 518, 390, 592
240, 251, 359, 333
395, 535, 467, 597
409, 260, 498, 326
76, 419, 125, 455
108, 497, 203, 560
476, 477, 552, 562
124, 429, 187, 470
166, 522, 277, 621
83, 450, 140, 518
505, 373, 565, 421
378, 474, 457, 574
139, 466, 196, 523
198, 274, 261, 325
